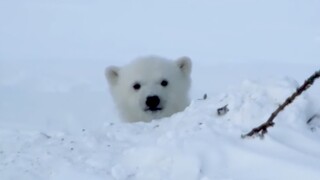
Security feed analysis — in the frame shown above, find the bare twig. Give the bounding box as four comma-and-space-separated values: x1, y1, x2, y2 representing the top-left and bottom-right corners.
203, 94, 208, 100
198, 93, 208, 100
242, 70, 320, 139
307, 114, 319, 124
40, 132, 51, 139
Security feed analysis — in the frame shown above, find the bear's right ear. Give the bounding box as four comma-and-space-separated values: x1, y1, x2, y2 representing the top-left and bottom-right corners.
105, 66, 120, 86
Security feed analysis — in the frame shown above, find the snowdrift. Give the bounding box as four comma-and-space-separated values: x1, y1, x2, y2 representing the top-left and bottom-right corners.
1, 79, 320, 180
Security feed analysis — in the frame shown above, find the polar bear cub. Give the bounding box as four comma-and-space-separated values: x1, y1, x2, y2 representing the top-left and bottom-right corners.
105, 56, 192, 122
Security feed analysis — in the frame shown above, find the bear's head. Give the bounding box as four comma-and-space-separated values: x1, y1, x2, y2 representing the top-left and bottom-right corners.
105, 56, 192, 122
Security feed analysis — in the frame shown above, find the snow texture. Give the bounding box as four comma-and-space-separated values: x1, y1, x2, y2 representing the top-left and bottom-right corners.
1, 78, 320, 180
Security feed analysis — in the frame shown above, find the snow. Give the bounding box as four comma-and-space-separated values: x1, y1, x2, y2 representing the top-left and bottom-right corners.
1, 76, 320, 180
1, 0, 320, 180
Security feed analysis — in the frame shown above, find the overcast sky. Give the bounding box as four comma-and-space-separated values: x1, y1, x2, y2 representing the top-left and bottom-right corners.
1, 0, 319, 64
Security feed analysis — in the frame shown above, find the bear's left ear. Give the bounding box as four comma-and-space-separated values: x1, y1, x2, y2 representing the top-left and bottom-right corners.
105, 66, 120, 86
176, 56, 192, 75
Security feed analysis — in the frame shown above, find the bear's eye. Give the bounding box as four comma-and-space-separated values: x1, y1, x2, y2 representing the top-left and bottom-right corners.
133, 83, 141, 90
161, 79, 168, 87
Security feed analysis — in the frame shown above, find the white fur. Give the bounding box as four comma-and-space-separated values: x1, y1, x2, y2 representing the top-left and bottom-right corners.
105, 55, 192, 122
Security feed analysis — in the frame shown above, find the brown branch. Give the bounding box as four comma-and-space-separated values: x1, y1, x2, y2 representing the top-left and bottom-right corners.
241, 70, 320, 139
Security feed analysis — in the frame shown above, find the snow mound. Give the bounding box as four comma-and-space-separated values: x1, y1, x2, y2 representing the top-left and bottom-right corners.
1, 79, 320, 180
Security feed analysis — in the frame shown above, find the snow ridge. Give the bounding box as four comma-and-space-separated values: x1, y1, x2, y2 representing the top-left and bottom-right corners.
1, 79, 320, 180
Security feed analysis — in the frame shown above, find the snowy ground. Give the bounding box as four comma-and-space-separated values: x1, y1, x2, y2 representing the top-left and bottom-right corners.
1, 63, 320, 180
1, 0, 320, 180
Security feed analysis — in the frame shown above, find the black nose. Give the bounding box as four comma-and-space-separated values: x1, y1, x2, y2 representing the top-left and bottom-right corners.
146, 95, 160, 109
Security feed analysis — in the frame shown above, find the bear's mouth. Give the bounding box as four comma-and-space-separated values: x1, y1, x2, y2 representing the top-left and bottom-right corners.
144, 107, 163, 112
